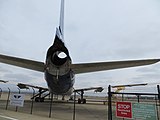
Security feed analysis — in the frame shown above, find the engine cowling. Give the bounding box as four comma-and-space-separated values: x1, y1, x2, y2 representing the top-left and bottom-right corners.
45, 37, 71, 76
51, 51, 67, 66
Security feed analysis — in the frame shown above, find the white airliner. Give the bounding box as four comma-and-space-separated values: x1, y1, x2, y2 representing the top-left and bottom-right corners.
0, 0, 159, 98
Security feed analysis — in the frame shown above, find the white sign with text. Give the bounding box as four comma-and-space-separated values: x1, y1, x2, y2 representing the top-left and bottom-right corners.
10, 94, 25, 107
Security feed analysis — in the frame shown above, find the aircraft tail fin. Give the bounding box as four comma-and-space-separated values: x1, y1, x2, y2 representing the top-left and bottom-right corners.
56, 0, 65, 41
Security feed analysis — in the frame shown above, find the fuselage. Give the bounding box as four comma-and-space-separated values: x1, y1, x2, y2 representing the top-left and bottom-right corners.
44, 34, 75, 95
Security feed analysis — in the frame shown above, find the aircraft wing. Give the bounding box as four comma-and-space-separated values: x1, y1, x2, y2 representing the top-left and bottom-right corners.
0, 54, 160, 74
74, 87, 103, 92
0, 54, 45, 72
112, 83, 148, 88
17, 83, 49, 90
71, 59, 160, 74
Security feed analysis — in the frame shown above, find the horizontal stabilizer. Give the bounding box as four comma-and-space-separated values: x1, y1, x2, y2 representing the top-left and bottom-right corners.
71, 59, 160, 74
0, 54, 45, 72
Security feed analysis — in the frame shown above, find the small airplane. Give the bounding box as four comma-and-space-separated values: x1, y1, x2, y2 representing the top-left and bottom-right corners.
0, 0, 160, 103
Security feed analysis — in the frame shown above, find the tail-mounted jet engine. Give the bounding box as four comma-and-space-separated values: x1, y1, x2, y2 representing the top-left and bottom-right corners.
44, 35, 74, 95
45, 35, 72, 76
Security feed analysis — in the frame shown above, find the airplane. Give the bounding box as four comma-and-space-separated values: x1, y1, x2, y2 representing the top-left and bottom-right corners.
74, 87, 104, 104
0, 0, 160, 104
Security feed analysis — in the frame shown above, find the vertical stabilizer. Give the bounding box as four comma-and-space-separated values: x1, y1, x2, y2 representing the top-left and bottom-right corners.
56, 0, 65, 41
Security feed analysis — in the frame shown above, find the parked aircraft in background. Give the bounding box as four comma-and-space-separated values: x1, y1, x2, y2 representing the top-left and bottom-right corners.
111, 83, 148, 99
0, 80, 8, 83
112, 83, 148, 88
0, 0, 160, 103
17, 82, 103, 103
112, 83, 148, 94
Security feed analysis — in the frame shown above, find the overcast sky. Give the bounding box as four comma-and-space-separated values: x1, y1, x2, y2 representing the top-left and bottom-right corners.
0, 0, 160, 94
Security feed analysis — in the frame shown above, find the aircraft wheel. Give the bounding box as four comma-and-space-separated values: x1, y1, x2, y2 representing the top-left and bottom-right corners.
82, 99, 86, 104
40, 98, 44, 102
35, 97, 40, 102
78, 98, 81, 104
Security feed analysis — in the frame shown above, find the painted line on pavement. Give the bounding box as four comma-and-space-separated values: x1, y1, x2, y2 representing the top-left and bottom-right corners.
0, 115, 18, 120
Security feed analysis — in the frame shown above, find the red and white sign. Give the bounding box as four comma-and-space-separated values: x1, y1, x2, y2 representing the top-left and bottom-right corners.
116, 101, 132, 119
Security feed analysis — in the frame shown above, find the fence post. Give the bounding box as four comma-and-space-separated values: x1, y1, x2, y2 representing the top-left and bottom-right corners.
30, 88, 35, 114
49, 93, 53, 118
157, 85, 160, 105
0, 88, 2, 98
73, 91, 76, 120
15, 88, 21, 112
137, 95, 140, 103
6, 87, 10, 110
122, 94, 124, 101
108, 85, 112, 120
157, 85, 160, 120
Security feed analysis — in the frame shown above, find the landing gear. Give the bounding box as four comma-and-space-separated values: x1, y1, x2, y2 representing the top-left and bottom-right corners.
35, 97, 44, 102
32, 89, 48, 102
78, 98, 86, 104
78, 98, 81, 104
82, 99, 86, 104
74, 89, 87, 104
62, 95, 65, 100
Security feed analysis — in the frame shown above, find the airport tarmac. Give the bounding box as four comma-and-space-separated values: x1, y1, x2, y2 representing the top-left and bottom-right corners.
1, 92, 159, 120
0, 109, 59, 120
0, 93, 108, 120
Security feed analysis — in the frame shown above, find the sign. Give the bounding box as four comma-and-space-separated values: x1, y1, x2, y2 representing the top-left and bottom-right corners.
116, 101, 132, 119
10, 94, 25, 107
132, 103, 157, 120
